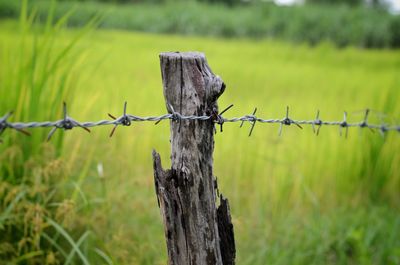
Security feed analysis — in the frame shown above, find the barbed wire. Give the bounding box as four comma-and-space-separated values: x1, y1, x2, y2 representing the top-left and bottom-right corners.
0, 102, 399, 142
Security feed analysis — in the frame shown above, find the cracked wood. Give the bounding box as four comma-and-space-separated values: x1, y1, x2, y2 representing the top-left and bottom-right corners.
152, 52, 235, 265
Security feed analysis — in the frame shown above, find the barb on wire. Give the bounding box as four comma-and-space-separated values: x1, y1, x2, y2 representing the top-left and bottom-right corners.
312, 110, 322, 136
108, 101, 131, 137
211, 104, 234, 133
359, 109, 374, 135
279, 106, 303, 136
379, 124, 388, 137
47, 102, 90, 141
360, 109, 370, 129
240, 108, 257, 137
0, 111, 31, 143
0, 112, 12, 144
0, 103, 399, 142
339, 111, 349, 138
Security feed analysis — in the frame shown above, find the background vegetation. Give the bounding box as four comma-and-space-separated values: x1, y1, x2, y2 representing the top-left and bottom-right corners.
1, 0, 400, 264
56, 0, 386, 7
0, 2, 109, 264
0, 0, 400, 48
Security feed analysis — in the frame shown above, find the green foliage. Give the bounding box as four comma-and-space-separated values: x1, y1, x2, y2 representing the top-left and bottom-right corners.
0, 2, 109, 264
0, 0, 19, 18
0, 145, 75, 264
0, 143, 113, 264
0, 0, 101, 181
242, 207, 400, 264
1, 0, 400, 48
198, 0, 242, 7
0, 0, 94, 180
11, 22, 394, 264
307, 0, 364, 6
1, 1, 400, 264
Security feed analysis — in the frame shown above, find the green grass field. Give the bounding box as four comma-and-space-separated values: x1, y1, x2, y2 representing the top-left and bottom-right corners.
1, 16, 400, 264
2, 0, 400, 49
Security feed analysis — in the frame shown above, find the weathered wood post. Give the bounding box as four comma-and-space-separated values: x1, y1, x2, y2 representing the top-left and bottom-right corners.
152, 52, 235, 265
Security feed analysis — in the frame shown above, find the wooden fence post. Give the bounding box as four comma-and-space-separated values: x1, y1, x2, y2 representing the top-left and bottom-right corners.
152, 52, 235, 265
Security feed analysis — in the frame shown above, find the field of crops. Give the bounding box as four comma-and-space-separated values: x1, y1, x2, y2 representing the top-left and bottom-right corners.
1, 11, 400, 264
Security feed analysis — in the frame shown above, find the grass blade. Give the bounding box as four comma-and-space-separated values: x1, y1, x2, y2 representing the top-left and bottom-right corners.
42, 232, 68, 259
64, 231, 91, 265
10, 251, 44, 264
0, 190, 25, 227
93, 248, 114, 265
45, 217, 91, 265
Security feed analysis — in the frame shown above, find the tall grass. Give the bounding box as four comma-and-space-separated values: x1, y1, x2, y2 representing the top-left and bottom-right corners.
0, 1, 111, 264
0, 0, 98, 168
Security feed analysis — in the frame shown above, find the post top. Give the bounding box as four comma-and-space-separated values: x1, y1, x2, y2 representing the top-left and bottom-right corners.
160, 51, 205, 60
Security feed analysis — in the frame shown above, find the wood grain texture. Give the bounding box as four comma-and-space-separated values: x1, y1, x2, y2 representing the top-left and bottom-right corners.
153, 52, 235, 265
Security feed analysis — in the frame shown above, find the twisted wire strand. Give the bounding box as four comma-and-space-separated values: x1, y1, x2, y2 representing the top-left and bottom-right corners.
0, 103, 399, 142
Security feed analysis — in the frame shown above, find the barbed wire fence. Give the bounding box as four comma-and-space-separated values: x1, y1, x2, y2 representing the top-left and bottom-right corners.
0, 101, 399, 143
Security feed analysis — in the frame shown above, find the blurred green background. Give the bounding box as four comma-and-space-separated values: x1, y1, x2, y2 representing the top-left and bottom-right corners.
0, 0, 399, 264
